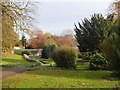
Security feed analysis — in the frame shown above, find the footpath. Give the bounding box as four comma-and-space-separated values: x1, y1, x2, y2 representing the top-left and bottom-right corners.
1, 67, 27, 79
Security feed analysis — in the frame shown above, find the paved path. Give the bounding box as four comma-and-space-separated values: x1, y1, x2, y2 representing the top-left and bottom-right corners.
1, 67, 28, 80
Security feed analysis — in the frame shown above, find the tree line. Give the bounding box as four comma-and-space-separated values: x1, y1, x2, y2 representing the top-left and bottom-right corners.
25, 30, 76, 49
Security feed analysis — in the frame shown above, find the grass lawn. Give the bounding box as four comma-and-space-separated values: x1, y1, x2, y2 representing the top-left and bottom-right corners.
2, 68, 119, 88
2, 68, 118, 88
1, 54, 35, 67
2, 54, 119, 88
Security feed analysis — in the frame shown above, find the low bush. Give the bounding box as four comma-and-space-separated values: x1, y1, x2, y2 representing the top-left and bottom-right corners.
89, 53, 108, 70
42, 45, 56, 59
52, 46, 78, 69
78, 52, 93, 61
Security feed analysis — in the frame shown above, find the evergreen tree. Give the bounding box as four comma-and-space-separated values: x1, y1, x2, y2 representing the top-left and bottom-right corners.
101, 17, 120, 76
21, 35, 26, 47
74, 14, 106, 52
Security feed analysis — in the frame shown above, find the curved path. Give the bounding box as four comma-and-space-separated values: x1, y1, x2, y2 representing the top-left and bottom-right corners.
1, 67, 28, 80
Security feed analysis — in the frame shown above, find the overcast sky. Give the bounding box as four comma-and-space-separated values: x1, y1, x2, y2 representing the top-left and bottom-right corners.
31, 0, 114, 36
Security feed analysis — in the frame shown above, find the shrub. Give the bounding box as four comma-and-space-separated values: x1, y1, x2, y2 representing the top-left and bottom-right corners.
78, 52, 93, 61
42, 45, 56, 59
52, 46, 78, 69
41, 46, 49, 59
89, 53, 108, 70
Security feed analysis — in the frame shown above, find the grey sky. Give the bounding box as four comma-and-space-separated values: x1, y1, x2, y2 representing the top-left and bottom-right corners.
32, 1, 113, 36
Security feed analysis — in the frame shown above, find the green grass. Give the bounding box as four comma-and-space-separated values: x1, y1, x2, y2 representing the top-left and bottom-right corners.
2, 55, 119, 88
2, 64, 119, 88
1, 54, 35, 67
2, 68, 119, 88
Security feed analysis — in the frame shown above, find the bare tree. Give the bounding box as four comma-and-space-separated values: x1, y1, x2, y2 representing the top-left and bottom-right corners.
109, 0, 120, 17
1, 1, 36, 32
1, 0, 37, 53
61, 29, 74, 38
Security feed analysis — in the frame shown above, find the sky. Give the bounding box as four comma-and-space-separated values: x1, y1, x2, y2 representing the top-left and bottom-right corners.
24, 0, 114, 39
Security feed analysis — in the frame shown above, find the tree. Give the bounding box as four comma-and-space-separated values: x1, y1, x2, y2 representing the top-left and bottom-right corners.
1, 1, 35, 53
2, 5, 19, 53
27, 38, 38, 49
101, 1, 120, 75
26, 30, 46, 49
101, 18, 120, 75
61, 29, 74, 38
74, 14, 113, 52
26, 32, 57, 49
44, 36, 57, 47
109, 0, 120, 17
21, 35, 26, 47
54, 35, 76, 47
1, 1, 34, 32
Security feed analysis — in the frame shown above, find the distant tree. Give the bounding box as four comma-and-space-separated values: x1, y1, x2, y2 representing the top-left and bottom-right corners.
27, 38, 38, 49
26, 30, 46, 49
61, 29, 74, 38
21, 35, 26, 47
26, 32, 57, 49
54, 35, 76, 47
44, 35, 57, 47
29, 29, 43, 37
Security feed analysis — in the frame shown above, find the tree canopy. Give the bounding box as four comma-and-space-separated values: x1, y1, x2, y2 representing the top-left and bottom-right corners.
74, 14, 114, 52
1, 1, 35, 53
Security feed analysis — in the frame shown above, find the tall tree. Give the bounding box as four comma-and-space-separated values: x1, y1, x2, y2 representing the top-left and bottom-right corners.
101, 0, 120, 75
1, 1, 34, 32
2, 3, 19, 53
1, 1, 35, 53
21, 35, 26, 47
74, 14, 106, 52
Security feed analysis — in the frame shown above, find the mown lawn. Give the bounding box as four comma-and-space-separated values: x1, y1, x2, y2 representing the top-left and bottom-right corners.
1, 54, 34, 67
2, 68, 119, 88
2, 54, 119, 88
2, 68, 118, 88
